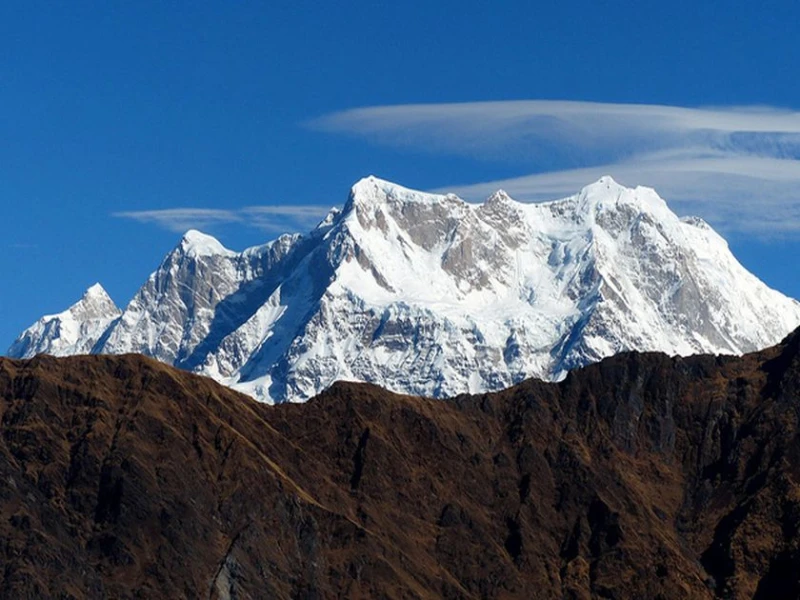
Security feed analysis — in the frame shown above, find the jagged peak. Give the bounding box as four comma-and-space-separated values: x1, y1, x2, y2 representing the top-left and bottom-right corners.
82, 282, 111, 300
177, 229, 234, 258
72, 283, 118, 313
28, 284, 121, 325
480, 190, 526, 223
70, 283, 121, 317
485, 189, 513, 204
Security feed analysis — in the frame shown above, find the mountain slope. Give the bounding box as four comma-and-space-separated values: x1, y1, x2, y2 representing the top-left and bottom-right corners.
9, 176, 800, 403
3, 331, 800, 597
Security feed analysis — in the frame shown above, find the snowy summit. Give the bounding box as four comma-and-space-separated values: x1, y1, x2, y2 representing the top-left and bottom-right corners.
9, 176, 800, 403
9, 283, 121, 358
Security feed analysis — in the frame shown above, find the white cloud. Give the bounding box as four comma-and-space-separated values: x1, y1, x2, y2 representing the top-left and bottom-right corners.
240, 205, 336, 232
312, 100, 800, 234
114, 205, 335, 234
311, 101, 800, 151
112, 208, 242, 233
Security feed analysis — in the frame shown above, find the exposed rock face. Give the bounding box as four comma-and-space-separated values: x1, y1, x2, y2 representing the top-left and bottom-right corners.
3, 331, 800, 598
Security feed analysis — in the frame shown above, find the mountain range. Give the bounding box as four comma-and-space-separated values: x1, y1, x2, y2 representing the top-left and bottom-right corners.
9, 176, 800, 403
3, 328, 800, 597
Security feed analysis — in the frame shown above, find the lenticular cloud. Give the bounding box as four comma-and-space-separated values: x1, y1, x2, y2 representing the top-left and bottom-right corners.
312, 101, 800, 234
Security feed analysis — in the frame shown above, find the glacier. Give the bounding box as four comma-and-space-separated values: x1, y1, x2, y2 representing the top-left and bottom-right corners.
9, 176, 800, 403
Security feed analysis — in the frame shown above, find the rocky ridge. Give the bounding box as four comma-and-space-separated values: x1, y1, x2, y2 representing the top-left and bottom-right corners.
3, 330, 800, 597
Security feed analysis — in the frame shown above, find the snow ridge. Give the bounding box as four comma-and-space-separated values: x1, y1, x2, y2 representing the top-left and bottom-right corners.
9, 176, 800, 403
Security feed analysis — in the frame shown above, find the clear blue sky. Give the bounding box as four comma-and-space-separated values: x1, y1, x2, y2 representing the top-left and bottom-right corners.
2, 1, 800, 350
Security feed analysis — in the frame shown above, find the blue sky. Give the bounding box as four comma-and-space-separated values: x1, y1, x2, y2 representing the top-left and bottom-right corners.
2, 1, 800, 349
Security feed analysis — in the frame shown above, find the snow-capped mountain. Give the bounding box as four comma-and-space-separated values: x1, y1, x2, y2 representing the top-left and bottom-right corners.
9, 176, 800, 403
8, 283, 122, 359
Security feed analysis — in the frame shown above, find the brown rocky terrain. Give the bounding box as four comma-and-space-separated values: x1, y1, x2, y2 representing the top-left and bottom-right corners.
2, 328, 800, 599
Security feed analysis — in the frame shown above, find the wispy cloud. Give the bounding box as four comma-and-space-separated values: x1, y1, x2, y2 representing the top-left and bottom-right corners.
240, 205, 338, 233
114, 205, 335, 234
312, 101, 800, 235
113, 208, 242, 233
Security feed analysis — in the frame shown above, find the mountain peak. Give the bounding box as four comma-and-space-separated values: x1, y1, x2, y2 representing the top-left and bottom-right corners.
178, 229, 233, 258
82, 282, 112, 302
71, 283, 120, 321
485, 189, 512, 204
348, 175, 393, 202
347, 176, 461, 210
7, 283, 121, 359
572, 176, 669, 223
579, 175, 633, 198
596, 174, 620, 186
